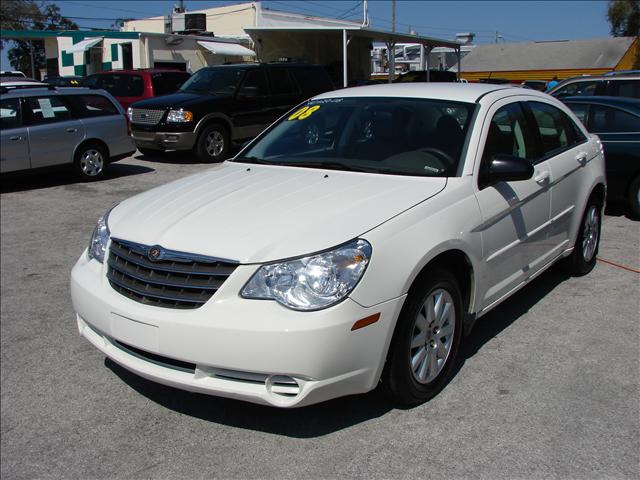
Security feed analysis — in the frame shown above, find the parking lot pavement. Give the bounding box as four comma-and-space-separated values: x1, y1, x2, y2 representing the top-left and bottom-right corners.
1, 153, 638, 480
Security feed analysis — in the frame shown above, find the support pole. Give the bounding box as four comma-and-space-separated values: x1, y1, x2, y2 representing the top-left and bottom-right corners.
419, 44, 425, 71
456, 47, 461, 81
426, 46, 431, 81
342, 29, 348, 88
30, 41, 36, 79
386, 41, 395, 83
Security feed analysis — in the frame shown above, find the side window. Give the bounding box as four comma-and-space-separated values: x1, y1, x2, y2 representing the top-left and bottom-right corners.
267, 68, 297, 95
151, 73, 189, 96
481, 102, 532, 168
24, 96, 72, 125
528, 102, 573, 156
239, 70, 268, 96
64, 94, 119, 118
591, 105, 640, 133
609, 80, 640, 99
83, 75, 100, 88
554, 80, 599, 97
97, 74, 144, 97
567, 103, 588, 125
1, 98, 21, 129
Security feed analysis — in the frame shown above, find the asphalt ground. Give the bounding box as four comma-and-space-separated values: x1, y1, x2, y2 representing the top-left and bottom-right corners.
1, 153, 639, 480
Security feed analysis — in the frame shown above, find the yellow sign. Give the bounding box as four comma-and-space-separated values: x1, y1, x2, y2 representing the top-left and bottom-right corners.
288, 105, 320, 121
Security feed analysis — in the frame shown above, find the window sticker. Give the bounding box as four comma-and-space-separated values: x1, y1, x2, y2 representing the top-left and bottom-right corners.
288, 105, 321, 121
38, 98, 55, 118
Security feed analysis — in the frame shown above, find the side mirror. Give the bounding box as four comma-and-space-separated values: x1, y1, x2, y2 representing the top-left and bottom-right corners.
481, 154, 534, 188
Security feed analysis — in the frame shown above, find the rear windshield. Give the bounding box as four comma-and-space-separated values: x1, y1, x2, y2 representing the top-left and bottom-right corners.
85, 74, 144, 97
238, 97, 475, 177
179, 68, 244, 95
151, 72, 190, 96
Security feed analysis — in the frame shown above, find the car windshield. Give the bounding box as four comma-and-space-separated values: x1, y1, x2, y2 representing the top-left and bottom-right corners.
237, 97, 475, 177
179, 68, 244, 95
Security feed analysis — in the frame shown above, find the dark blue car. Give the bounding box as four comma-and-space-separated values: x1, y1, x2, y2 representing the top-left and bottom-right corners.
563, 96, 640, 218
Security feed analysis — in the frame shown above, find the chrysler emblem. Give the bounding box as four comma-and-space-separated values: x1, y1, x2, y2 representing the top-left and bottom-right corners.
147, 246, 163, 261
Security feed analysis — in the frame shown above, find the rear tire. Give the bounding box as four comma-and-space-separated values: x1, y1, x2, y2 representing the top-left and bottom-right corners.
381, 268, 463, 406
563, 196, 602, 276
73, 143, 107, 182
627, 175, 640, 219
194, 123, 229, 163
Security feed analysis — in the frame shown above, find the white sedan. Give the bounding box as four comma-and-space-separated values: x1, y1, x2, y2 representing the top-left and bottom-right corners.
71, 83, 605, 407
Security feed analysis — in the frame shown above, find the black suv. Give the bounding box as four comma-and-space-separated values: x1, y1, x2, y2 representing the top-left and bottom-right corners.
128, 63, 334, 161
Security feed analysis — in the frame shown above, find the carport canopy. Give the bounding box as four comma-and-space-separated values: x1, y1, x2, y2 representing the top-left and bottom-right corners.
245, 26, 463, 87
197, 40, 256, 57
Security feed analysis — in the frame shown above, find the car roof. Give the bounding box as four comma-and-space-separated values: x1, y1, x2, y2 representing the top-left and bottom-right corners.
88, 69, 190, 75
0, 86, 105, 97
312, 82, 538, 103
562, 95, 640, 113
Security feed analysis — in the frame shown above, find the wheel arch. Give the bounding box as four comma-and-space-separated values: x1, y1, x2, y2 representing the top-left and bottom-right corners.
74, 138, 110, 162
194, 113, 233, 138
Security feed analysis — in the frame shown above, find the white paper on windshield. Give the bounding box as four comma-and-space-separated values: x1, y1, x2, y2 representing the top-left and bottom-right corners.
38, 98, 55, 118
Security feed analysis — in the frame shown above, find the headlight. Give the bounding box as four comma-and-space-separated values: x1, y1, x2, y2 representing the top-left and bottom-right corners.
166, 109, 193, 123
87, 206, 115, 263
241, 239, 372, 311
126, 107, 133, 122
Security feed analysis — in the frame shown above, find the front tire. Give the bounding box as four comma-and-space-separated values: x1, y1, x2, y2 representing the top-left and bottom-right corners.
194, 123, 229, 162
74, 144, 107, 181
381, 268, 464, 406
563, 196, 602, 276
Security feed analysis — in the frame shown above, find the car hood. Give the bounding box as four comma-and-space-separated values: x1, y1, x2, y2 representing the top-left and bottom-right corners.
108, 162, 447, 263
130, 91, 227, 109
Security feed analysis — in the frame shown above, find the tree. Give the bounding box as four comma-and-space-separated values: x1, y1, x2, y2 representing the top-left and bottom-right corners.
0, 1, 77, 78
607, 0, 640, 68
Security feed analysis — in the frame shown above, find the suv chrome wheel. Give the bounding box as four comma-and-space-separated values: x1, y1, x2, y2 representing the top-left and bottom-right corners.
410, 289, 456, 384
205, 131, 225, 158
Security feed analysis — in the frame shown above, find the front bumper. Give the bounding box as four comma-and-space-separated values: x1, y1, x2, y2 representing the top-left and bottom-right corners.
131, 130, 196, 151
71, 251, 405, 407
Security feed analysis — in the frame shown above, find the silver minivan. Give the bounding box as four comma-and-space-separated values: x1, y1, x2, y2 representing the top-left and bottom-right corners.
0, 86, 134, 181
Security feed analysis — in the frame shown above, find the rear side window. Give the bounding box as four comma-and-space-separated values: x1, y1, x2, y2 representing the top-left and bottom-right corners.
291, 67, 333, 96
590, 105, 640, 133
609, 80, 640, 99
151, 72, 190, 96
65, 94, 119, 118
239, 70, 268, 96
554, 80, 600, 97
528, 102, 575, 156
567, 103, 588, 125
267, 68, 298, 95
0, 98, 21, 129
92, 74, 144, 97
24, 96, 72, 125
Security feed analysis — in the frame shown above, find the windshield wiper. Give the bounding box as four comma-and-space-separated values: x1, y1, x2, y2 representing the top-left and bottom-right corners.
273, 160, 377, 173
232, 156, 271, 164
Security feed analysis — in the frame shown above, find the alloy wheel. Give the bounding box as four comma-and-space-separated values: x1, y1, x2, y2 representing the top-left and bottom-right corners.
205, 131, 225, 158
80, 149, 104, 177
581, 205, 600, 262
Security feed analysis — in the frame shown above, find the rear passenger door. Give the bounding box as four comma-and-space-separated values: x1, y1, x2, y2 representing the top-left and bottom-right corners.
65, 93, 128, 152
24, 95, 85, 168
266, 67, 301, 121
524, 101, 593, 250
0, 97, 30, 173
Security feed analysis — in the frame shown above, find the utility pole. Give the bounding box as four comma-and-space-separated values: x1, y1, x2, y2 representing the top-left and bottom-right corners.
362, 0, 369, 27
392, 0, 396, 32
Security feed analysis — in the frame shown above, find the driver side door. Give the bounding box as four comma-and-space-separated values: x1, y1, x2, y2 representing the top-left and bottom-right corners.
473, 99, 553, 313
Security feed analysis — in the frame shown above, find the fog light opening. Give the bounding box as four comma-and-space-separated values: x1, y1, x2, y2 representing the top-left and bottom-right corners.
266, 375, 300, 397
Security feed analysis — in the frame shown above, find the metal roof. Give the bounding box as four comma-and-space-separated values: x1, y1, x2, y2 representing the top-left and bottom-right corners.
244, 26, 461, 49
458, 37, 637, 72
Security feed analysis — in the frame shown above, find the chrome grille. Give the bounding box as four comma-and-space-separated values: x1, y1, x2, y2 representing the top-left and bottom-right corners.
130, 108, 165, 125
107, 238, 238, 309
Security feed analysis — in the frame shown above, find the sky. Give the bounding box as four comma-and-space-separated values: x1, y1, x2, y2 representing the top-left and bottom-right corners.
0, 0, 613, 71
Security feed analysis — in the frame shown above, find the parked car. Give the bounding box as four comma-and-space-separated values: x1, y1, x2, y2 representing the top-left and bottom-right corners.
45, 75, 84, 87
83, 69, 191, 110
521, 80, 547, 91
127, 63, 334, 161
1, 87, 135, 181
563, 96, 640, 217
548, 74, 640, 99
394, 69, 458, 83
0, 70, 26, 78
0, 77, 47, 90
71, 83, 605, 408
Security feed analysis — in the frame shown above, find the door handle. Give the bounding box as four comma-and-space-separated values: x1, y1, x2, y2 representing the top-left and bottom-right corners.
9, 136, 22, 141
66, 128, 78, 133
576, 152, 588, 165
534, 171, 551, 185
